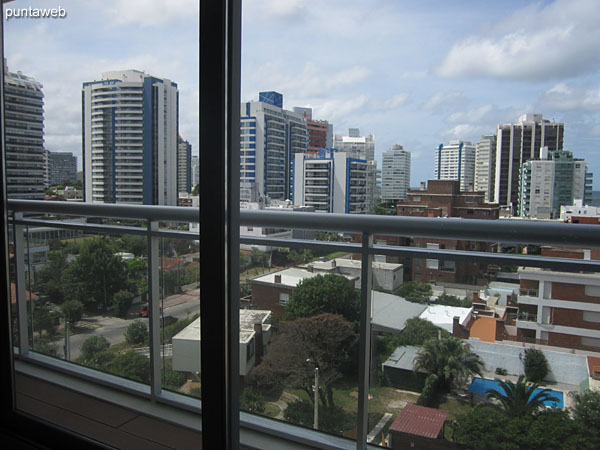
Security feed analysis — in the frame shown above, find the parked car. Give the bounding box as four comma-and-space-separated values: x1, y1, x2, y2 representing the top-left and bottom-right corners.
161, 315, 178, 327
137, 305, 148, 317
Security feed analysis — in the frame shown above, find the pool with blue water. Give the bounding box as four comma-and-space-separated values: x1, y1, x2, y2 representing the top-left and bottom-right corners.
468, 377, 564, 408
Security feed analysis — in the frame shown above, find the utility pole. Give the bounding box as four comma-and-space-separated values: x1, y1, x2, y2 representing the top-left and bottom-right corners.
313, 367, 319, 430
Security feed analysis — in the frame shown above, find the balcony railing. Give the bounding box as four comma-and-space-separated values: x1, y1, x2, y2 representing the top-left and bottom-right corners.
7, 199, 600, 449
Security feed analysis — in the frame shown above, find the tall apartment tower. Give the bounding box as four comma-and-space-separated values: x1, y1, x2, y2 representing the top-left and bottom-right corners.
82, 70, 179, 205
518, 148, 593, 218
474, 134, 497, 202
293, 149, 367, 214
4, 61, 45, 199
48, 152, 77, 185
334, 129, 378, 212
494, 114, 564, 211
434, 141, 476, 191
177, 137, 192, 194
292, 107, 333, 155
191, 155, 200, 188
381, 145, 411, 201
239, 91, 307, 201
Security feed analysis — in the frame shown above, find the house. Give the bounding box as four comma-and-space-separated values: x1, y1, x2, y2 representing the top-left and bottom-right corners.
172, 309, 272, 377
388, 403, 448, 449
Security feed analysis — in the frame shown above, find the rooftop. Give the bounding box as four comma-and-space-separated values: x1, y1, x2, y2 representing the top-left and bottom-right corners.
389, 403, 448, 439
251, 267, 356, 287
371, 291, 427, 333
418, 305, 471, 333
303, 258, 402, 272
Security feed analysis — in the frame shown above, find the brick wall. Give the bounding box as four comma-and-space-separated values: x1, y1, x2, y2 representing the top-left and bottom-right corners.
250, 283, 293, 318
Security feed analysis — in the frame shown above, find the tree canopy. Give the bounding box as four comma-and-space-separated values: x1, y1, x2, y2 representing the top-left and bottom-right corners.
523, 348, 549, 382
253, 313, 357, 408
395, 282, 432, 303
574, 390, 600, 433
285, 274, 360, 323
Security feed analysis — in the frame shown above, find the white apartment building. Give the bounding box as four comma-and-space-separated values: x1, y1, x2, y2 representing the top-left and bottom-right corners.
560, 200, 600, 222
4, 62, 45, 199
83, 70, 179, 205
239, 91, 307, 201
518, 148, 592, 218
191, 155, 200, 187
475, 134, 497, 202
293, 149, 367, 214
495, 114, 564, 210
381, 144, 411, 201
434, 140, 476, 191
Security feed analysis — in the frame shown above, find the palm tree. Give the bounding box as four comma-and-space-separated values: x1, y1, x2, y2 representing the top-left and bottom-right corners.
486, 375, 559, 417
414, 337, 485, 393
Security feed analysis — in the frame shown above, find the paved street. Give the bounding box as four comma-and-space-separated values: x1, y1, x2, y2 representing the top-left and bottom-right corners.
54, 288, 200, 360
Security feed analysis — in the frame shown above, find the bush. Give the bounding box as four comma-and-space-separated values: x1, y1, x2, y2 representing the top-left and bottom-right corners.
240, 387, 266, 414
523, 348, 549, 382
34, 340, 59, 358
107, 351, 150, 383
395, 282, 432, 303
163, 366, 187, 391
80, 335, 110, 361
495, 367, 508, 375
124, 320, 148, 345
61, 299, 84, 324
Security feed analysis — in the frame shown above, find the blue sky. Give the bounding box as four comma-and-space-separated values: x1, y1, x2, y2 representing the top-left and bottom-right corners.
5, 0, 600, 188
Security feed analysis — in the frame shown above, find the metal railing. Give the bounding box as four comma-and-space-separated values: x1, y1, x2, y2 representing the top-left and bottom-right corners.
7, 199, 600, 450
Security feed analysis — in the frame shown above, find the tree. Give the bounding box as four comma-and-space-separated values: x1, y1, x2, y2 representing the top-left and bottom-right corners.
113, 290, 135, 317
62, 237, 129, 311
381, 317, 449, 356
107, 351, 150, 384
60, 299, 84, 324
285, 274, 360, 324
119, 235, 147, 257
574, 390, 600, 432
192, 183, 200, 196
124, 320, 148, 345
485, 375, 559, 417
240, 387, 266, 414
523, 348, 549, 382
395, 282, 432, 303
414, 336, 484, 404
79, 335, 111, 366
453, 406, 595, 450
32, 306, 57, 338
35, 250, 69, 303
373, 201, 396, 216
253, 314, 357, 409
435, 294, 472, 308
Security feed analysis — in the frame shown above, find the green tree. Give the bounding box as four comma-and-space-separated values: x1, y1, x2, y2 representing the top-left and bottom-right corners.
32, 306, 57, 338
486, 375, 559, 417
192, 183, 200, 196
395, 282, 432, 303
107, 351, 150, 383
62, 237, 129, 311
285, 274, 360, 323
523, 348, 549, 382
60, 299, 84, 324
34, 340, 59, 358
453, 406, 594, 450
253, 314, 357, 408
124, 320, 148, 345
435, 294, 472, 308
163, 366, 187, 391
240, 387, 266, 414
119, 235, 147, 257
574, 390, 600, 432
113, 290, 135, 317
373, 201, 396, 215
35, 250, 68, 303
79, 335, 111, 366
414, 337, 484, 405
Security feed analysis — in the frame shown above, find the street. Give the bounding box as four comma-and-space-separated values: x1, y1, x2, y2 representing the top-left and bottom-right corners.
54, 289, 200, 360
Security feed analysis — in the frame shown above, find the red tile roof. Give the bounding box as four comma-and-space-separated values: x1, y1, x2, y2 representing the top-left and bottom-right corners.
587, 356, 600, 378
10, 282, 38, 304
389, 403, 448, 439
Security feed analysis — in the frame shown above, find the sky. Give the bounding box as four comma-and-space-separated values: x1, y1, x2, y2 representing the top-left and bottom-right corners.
4, 0, 600, 188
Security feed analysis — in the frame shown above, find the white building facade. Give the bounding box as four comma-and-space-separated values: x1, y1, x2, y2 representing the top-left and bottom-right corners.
434, 140, 476, 191
475, 134, 497, 202
381, 144, 411, 201
240, 91, 307, 202
83, 70, 179, 205
293, 149, 367, 214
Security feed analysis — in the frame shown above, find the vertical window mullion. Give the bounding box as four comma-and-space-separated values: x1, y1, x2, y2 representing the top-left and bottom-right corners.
13, 212, 29, 356
356, 232, 373, 449
147, 220, 161, 398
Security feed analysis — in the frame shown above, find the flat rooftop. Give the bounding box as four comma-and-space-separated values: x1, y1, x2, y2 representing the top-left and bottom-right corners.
304, 258, 402, 271
251, 267, 356, 287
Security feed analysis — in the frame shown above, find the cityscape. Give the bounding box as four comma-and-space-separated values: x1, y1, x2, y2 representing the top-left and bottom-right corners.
4, 1, 600, 449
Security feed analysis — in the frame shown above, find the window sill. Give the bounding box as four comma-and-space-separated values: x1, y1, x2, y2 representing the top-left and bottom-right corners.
15, 358, 367, 450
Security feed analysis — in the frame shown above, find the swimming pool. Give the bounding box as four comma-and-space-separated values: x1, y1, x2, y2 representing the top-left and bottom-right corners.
468, 377, 564, 408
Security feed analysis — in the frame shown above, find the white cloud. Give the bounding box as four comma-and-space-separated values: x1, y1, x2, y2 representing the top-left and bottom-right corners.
249, 0, 307, 20
537, 83, 600, 111
104, 0, 198, 27
315, 95, 369, 122
422, 92, 464, 111
437, 0, 600, 80
448, 105, 493, 124
381, 93, 409, 110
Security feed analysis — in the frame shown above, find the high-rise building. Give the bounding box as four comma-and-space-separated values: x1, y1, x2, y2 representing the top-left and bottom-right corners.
177, 137, 192, 194
494, 114, 564, 211
333, 128, 377, 211
474, 134, 497, 202
381, 144, 411, 201
293, 149, 367, 214
47, 151, 77, 186
240, 91, 307, 201
4, 61, 45, 199
434, 140, 476, 191
191, 155, 200, 189
292, 107, 333, 155
82, 70, 179, 205
518, 148, 593, 218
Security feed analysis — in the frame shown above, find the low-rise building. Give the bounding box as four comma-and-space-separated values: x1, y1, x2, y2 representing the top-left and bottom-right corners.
172, 309, 272, 376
